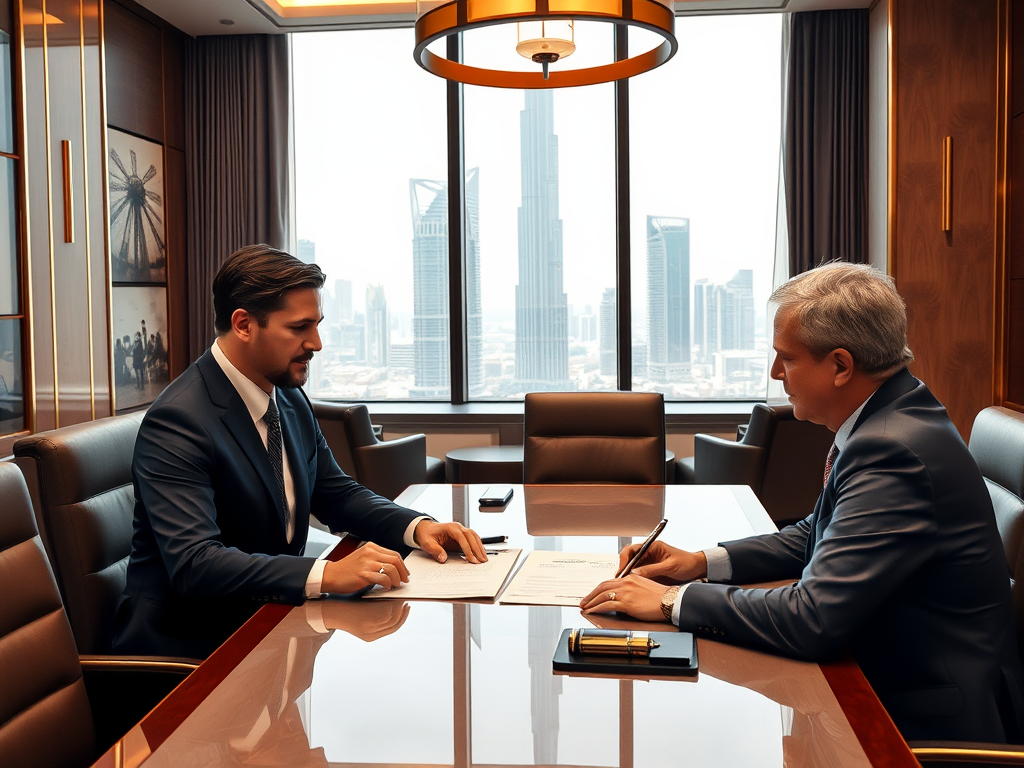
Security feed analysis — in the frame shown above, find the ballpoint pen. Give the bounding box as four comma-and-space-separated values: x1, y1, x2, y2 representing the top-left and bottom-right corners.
615, 518, 668, 578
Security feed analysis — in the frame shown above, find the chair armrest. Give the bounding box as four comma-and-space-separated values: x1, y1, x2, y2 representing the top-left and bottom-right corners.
693, 435, 766, 489
910, 741, 1024, 765
356, 434, 429, 501
80, 656, 199, 753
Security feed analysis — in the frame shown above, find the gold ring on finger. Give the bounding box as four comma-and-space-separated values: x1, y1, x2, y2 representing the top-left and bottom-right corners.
609, 591, 616, 601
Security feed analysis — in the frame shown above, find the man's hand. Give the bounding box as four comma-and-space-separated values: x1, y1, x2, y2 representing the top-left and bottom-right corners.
618, 541, 707, 582
321, 542, 410, 594
414, 520, 488, 563
579, 574, 671, 622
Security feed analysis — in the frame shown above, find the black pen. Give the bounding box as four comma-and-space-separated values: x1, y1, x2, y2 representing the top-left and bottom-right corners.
480, 535, 507, 544
615, 519, 668, 578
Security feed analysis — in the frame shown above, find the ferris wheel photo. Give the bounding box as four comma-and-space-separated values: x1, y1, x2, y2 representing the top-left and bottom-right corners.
107, 127, 167, 284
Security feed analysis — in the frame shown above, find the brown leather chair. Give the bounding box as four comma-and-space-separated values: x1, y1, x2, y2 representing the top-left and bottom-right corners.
0, 461, 195, 766
13, 411, 146, 654
676, 403, 835, 527
523, 391, 666, 484
312, 401, 445, 501
910, 406, 1024, 765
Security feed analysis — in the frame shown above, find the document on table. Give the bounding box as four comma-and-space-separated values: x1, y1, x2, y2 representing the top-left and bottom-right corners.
498, 551, 619, 606
363, 548, 522, 600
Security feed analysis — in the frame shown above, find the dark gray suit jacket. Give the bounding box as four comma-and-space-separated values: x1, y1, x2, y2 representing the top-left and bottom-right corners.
678, 368, 1024, 742
111, 349, 421, 658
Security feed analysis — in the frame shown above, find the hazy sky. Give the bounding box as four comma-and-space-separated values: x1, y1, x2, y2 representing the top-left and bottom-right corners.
292, 14, 783, 331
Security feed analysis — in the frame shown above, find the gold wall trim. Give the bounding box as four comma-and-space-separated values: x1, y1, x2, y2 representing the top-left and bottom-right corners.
941, 135, 953, 231
41, 0, 59, 428
98, 0, 114, 416
16, 0, 37, 434
78, 0, 96, 421
887, 0, 897, 279
994, 0, 1011, 406
60, 138, 72, 242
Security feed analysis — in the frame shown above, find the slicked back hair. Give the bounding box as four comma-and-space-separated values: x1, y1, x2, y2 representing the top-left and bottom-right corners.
770, 262, 914, 378
213, 244, 326, 333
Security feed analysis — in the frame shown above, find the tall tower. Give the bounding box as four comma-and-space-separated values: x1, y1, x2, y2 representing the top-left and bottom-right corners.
411, 178, 449, 397
646, 216, 691, 383
599, 287, 616, 377
410, 171, 483, 398
365, 284, 389, 367
297, 238, 316, 264
515, 90, 569, 389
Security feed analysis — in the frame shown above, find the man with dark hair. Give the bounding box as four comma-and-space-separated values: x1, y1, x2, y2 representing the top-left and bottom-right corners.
582, 262, 1024, 743
112, 244, 487, 658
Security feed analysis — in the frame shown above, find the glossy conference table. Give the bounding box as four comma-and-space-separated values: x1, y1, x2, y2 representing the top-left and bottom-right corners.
94, 484, 918, 768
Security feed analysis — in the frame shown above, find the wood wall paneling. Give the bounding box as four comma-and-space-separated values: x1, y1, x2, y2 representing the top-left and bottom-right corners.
104, 0, 163, 142
1014, 0, 1024, 117
895, 0, 999, 439
162, 27, 185, 153
1009, 279, 1024, 404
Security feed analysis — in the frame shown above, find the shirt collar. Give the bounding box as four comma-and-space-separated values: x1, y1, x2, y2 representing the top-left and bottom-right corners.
210, 339, 276, 424
833, 395, 871, 452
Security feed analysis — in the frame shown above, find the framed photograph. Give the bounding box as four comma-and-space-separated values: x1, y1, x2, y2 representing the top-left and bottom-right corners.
112, 285, 169, 412
107, 127, 167, 284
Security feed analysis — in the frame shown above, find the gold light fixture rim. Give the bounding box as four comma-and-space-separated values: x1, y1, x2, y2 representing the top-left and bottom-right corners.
414, 0, 677, 89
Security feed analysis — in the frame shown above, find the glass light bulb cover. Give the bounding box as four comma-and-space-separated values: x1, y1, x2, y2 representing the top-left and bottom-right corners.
516, 38, 576, 60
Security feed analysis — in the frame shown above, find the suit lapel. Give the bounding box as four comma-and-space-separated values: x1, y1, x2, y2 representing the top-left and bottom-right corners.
197, 351, 288, 535
808, 367, 919, 551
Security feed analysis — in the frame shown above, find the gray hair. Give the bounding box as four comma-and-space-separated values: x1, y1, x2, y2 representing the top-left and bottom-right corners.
769, 262, 914, 378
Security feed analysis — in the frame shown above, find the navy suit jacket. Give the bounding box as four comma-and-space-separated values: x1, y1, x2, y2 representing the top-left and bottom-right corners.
678, 368, 1024, 742
111, 349, 422, 658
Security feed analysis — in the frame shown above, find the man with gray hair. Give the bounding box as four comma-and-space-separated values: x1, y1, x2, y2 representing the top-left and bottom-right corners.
582, 262, 1023, 742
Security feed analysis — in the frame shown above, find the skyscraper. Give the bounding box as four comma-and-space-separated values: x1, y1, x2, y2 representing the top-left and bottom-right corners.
410, 170, 482, 398
693, 269, 756, 370
515, 90, 569, 389
365, 284, 389, 367
599, 287, 616, 377
336, 279, 353, 324
646, 216, 691, 383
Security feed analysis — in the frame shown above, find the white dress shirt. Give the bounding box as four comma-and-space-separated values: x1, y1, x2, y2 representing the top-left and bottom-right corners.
671, 397, 871, 624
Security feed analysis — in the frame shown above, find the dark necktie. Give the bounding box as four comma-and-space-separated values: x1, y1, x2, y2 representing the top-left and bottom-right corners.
263, 399, 286, 509
823, 443, 839, 488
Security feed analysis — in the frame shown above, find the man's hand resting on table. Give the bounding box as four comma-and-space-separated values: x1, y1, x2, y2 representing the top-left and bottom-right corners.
413, 520, 488, 564
321, 542, 410, 593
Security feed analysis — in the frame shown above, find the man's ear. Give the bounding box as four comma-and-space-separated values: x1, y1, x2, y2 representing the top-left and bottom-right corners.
832, 348, 855, 387
231, 308, 253, 342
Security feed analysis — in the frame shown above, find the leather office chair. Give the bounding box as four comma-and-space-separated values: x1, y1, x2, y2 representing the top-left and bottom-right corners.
676, 403, 835, 527
13, 411, 146, 655
910, 406, 1024, 766
312, 401, 445, 501
0, 461, 195, 766
523, 391, 666, 484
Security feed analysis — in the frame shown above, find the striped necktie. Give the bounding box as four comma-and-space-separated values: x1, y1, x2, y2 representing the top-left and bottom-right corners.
263, 399, 286, 509
823, 443, 839, 488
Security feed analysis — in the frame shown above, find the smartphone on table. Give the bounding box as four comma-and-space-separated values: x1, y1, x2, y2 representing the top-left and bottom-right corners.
478, 485, 514, 507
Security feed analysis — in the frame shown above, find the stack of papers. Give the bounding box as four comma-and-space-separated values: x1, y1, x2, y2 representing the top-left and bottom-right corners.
363, 549, 522, 600
499, 551, 619, 606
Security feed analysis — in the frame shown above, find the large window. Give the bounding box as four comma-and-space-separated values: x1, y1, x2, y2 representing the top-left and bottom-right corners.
293, 15, 782, 403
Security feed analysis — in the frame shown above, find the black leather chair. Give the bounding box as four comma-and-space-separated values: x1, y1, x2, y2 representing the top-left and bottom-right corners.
0, 461, 195, 765
910, 406, 1024, 765
13, 411, 146, 655
523, 391, 666, 484
676, 403, 835, 527
312, 401, 445, 501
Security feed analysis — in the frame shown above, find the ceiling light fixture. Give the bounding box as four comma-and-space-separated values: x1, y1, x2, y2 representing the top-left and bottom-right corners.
413, 0, 677, 89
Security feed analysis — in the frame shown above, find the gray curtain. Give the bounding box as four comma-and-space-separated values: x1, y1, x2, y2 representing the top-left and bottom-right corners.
784, 10, 868, 275
185, 34, 292, 361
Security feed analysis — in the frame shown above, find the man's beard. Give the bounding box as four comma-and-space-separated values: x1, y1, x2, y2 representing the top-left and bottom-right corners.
268, 356, 312, 389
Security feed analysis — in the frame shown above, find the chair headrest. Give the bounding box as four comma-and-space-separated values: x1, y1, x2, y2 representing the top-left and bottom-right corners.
969, 407, 1024, 498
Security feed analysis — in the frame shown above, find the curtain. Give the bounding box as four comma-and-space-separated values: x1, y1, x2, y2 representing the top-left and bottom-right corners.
783, 9, 868, 276
184, 34, 292, 361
